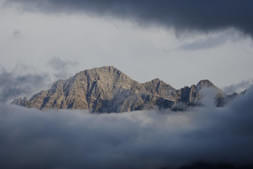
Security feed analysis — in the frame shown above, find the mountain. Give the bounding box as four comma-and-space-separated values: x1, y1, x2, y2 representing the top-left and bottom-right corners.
13, 66, 225, 113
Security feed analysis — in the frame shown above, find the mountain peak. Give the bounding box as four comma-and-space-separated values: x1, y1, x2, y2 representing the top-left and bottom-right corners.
83, 66, 121, 73
197, 79, 216, 89
76, 66, 132, 82
13, 68, 225, 113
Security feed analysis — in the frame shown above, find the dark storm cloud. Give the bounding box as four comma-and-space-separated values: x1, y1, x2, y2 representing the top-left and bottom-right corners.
1, 85, 253, 169
5, 0, 253, 37
0, 68, 49, 102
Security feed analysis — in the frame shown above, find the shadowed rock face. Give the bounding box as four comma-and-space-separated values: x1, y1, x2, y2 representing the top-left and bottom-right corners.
13, 66, 224, 113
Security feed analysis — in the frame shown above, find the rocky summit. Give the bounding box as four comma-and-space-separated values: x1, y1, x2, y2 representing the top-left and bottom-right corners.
13, 66, 226, 113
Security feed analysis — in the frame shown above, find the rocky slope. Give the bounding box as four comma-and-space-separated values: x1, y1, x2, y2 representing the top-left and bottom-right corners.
13, 66, 225, 113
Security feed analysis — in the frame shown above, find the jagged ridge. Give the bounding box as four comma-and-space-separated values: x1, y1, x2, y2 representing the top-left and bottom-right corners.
13, 66, 225, 113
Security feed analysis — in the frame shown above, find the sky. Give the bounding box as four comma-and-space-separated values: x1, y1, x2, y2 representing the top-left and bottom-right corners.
0, 0, 253, 89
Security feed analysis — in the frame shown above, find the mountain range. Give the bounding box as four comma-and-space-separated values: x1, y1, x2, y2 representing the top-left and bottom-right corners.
13, 66, 230, 113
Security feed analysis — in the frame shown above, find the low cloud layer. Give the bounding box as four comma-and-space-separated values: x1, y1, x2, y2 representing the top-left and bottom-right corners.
5, 0, 253, 37
1, 84, 253, 169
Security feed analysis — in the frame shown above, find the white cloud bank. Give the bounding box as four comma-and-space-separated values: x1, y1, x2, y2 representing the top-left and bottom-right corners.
0, 86, 253, 169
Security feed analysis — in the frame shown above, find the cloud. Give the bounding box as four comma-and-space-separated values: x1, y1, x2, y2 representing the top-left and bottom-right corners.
179, 29, 244, 50
0, 67, 49, 102
48, 57, 78, 80
223, 79, 253, 94
1, 83, 253, 168
12, 29, 22, 39
4, 0, 253, 37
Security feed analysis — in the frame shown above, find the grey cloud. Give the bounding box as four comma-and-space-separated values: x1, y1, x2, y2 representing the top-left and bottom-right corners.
179, 29, 244, 50
180, 36, 227, 50
223, 79, 253, 94
1, 85, 253, 168
5, 0, 253, 37
12, 29, 22, 38
48, 57, 78, 80
0, 67, 49, 102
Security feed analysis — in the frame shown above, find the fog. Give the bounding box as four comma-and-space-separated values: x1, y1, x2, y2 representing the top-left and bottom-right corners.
0, 86, 253, 169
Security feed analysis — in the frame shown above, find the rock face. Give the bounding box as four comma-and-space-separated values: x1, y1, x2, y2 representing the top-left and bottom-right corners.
13, 66, 224, 113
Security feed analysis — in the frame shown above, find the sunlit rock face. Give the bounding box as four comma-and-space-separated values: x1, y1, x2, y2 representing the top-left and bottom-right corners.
13, 66, 225, 113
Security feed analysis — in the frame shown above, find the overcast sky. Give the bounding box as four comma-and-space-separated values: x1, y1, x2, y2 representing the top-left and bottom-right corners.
0, 0, 253, 88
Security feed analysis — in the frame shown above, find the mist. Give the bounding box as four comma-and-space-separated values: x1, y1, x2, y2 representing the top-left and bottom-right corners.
0, 67, 50, 103
1, 86, 253, 169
